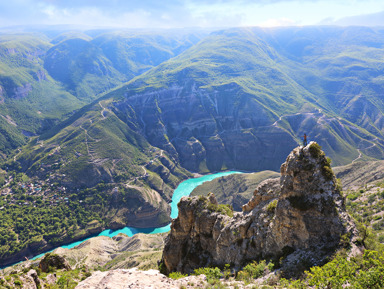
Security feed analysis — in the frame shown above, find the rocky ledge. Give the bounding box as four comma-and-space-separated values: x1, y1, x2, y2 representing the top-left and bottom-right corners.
161, 142, 359, 276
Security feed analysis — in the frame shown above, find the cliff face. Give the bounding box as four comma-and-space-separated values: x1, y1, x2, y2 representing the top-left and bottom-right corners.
161, 142, 357, 275
115, 84, 297, 173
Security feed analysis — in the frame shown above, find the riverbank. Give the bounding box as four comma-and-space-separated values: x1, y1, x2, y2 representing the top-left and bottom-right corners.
0, 171, 243, 270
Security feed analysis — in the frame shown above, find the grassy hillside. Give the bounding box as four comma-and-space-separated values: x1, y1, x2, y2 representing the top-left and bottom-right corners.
0, 30, 204, 157
44, 31, 204, 101
0, 34, 85, 156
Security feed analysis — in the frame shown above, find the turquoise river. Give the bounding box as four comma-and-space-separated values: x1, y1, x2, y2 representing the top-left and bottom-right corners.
1, 171, 241, 269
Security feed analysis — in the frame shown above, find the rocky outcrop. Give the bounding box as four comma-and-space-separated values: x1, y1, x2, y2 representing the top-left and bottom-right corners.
161, 142, 357, 275
27, 269, 41, 289
39, 253, 71, 272
13, 83, 32, 99
108, 185, 172, 228
0, 85, 4, 103
242, 178, 280, 212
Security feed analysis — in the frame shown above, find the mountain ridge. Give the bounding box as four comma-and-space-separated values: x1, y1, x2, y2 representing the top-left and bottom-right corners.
2, 25, 384, 265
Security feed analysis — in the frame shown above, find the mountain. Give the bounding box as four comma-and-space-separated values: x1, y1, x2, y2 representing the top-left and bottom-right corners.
0, 34, 84, 157
3, 25, 384, 264
329, 11, 384, 27
0, 29, 206, 266
106, 26, 384, 172
0, 30, 205, 158
44, 30, 203, 101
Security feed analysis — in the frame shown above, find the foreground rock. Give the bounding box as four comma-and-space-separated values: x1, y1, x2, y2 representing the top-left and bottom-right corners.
75, 268, 205, 289
161, 142, 358, 276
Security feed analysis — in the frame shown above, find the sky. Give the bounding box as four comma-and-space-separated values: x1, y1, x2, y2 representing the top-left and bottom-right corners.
0, 0, 384, 29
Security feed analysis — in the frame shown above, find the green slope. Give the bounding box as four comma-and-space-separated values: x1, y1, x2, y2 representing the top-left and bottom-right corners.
107, 27, 384, 170
0, 30, 205, 157
44, 31, 204, 101
0, 34, 85, 156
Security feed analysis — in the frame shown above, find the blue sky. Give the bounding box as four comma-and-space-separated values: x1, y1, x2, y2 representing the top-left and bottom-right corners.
0, 0, 383, 28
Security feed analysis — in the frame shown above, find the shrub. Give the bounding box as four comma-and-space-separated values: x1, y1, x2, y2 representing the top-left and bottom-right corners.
158, 262, 167, 275
223, 264, 231, 279
266, 199, 278, 214
368, 194, 376, 204
169, 272, 188, 279
206, 202, 234, 217
339, 232, 351, 249
193, 267, 222, 281
321, 157, 334, 181
236, 260, 270, 283
347, 191, 361, 201
306, 250, 384, 289
336, 178, 343, 192
322, 165, 334, 181
308, 142, 323, 159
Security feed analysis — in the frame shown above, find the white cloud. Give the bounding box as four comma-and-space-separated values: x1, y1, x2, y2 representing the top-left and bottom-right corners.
259, 18, 298, 27
0, 0, 384, 29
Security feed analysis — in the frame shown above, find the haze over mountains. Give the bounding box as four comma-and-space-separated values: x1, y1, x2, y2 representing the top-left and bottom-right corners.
2, 25, 384, 265
0, 29, 205, 157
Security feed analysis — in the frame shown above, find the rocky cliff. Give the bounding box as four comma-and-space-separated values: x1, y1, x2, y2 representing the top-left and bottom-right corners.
161, 142, 358, 275
115, 84, 298, 173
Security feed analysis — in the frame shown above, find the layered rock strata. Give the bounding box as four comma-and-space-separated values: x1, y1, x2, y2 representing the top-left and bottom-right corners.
161, 142, 357, 274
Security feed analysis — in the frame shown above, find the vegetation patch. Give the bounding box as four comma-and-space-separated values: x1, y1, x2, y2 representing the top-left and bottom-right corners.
197, 195, 234, 218
236, 260, 273, 284
308, 142, 323, 159
305, 250, 384, 289
193, 267, 222, 282
321, 157, 334, 181
169, 271, 188, 280
266, 199, 278, 214
206, 203, 234, 218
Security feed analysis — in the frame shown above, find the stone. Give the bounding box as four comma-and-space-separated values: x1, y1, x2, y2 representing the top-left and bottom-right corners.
27, 269, 41, 288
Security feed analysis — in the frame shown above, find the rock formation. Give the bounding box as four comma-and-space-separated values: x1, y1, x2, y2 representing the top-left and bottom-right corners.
161, 142, 358, 275
39, 253, 71, 272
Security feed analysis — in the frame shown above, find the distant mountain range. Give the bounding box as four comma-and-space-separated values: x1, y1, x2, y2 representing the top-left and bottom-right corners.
2, 25, 384, 264
0, 29, 205, 158
81, 26, 384, 172
7, 25, 384, 206
326, 11, 384, 27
